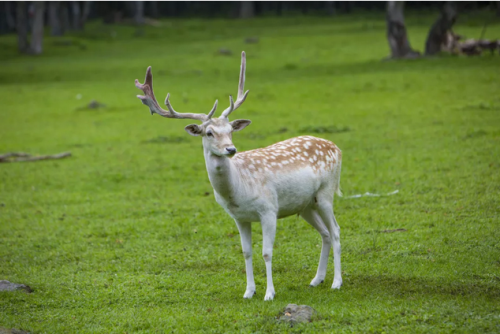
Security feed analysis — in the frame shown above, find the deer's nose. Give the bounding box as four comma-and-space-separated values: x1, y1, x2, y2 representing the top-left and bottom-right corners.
225, 147, 237, 155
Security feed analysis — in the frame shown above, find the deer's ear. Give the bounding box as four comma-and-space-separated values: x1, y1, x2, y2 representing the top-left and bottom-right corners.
185, 124, 203, 136
230, 119, 251, 132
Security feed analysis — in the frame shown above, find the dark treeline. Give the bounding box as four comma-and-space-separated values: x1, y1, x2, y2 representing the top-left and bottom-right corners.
1, 1, 496, 35
1, 1, 498, 55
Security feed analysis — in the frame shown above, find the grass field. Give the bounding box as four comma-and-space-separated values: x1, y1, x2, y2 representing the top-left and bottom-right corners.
1, 11, 499, 333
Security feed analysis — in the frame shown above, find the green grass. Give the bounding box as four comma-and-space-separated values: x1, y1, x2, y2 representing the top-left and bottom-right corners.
1, 12, 500, 333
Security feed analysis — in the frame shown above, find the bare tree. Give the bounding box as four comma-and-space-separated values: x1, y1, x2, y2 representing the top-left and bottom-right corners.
29, 1, 45, 54
16, 1, 29, 52
134, 1, 145, 25
60, 2, 70, 33
4, 2, 16, 32
48, 2, 63, 36
425, 3, 458, 56
386, 1, 420, 59
149, 1, 159, 18
239, 1, 255, 19
325, 1, 336, 16
80, 2, 92, 28
70, 1, 81, 29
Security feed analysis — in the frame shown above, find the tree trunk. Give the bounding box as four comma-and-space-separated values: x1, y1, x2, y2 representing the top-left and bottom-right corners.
424, 3, 457, 56
275, 2, 283, 16
301, 2, 309, 15
100, 2, 115, 24
16, 2, 29, 53
239, 1, 254, 19
60, 2, 70, 33
48, 1, 63, 36
149, 1, 159, 18
386, 1, 420, 59
29, 1, 45, 55
134, 1, 145, 25
71, 1, 81, 30
80, 1, 92, 29
5, 2, 16, 32
325, 1, 336, 16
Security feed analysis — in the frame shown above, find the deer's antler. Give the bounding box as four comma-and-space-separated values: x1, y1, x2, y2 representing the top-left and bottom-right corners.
135, 66, 217, 122
220, 51, 250, 119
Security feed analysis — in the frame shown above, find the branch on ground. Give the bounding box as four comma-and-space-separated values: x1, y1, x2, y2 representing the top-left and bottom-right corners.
0, 152, 71, 163
440, 32, 499, 56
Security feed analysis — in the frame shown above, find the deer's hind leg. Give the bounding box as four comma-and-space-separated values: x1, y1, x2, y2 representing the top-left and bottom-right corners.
315, 188, 342, 289
300, 206, 331, 287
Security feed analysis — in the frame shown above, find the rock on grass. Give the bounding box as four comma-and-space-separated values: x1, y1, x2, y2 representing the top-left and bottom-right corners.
278, 304, 316, 325
0, 280, 33, 293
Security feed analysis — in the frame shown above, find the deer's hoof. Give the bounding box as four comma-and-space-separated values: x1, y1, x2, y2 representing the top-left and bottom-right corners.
243, 289, 256, 299
309, 277, 324, 287
264, 290, 275, 301
331, 279, 342, 289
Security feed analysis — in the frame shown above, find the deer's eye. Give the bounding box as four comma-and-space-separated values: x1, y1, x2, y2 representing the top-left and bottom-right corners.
206, 130, 214, 137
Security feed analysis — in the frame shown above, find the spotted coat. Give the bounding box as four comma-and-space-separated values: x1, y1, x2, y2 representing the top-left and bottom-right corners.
232, 135, 341, 182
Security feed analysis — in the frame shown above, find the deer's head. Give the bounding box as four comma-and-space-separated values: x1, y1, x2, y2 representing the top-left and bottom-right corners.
135, 52, 251, 157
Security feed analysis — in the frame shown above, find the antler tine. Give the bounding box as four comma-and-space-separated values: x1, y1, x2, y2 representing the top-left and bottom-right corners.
135, 66, 210, 122
220, 51, 250, 119
227, 95, 235, 114
207, 100, 218, 119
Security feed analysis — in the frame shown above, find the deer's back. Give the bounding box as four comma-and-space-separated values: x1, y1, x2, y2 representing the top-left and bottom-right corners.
233, 135, 341, 178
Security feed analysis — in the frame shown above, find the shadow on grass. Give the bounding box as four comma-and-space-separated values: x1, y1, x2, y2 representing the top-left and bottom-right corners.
278, 56, 500, 82
349, 274, 500, 299
2, 52, 498, 87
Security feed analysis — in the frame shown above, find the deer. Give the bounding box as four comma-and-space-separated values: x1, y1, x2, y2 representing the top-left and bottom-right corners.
134, 51, 343, 301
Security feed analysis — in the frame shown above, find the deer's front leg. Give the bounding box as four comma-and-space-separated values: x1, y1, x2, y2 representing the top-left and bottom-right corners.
261, 212, 277, 301
236, 221, 255, 299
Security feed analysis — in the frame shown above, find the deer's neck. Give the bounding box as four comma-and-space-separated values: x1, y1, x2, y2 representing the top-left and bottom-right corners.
204, 149, 241, 198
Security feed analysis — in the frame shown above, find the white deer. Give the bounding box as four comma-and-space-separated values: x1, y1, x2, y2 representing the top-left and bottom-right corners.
135, 52, 343, 301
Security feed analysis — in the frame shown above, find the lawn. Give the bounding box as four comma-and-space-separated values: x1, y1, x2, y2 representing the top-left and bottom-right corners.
0, 11, 499, 333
